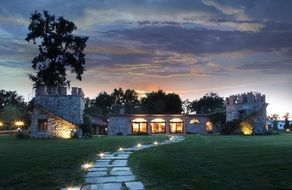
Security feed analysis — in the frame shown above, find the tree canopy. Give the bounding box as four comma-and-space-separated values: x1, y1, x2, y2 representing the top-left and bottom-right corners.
191, 92, 225, 114
141, 90, 182, 114
25, 10, 88, 87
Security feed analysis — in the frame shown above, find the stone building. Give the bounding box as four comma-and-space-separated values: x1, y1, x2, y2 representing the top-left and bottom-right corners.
30, 86, 85, 138
225, 92, 268, 134
108, 114, 212, 135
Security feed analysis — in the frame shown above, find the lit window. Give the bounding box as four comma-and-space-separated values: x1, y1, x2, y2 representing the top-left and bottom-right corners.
190, 119, 200, 124
132, 118, 148, 133
206, 121, 213, 132
169, 118, 183, 133
151, 118, 166, 134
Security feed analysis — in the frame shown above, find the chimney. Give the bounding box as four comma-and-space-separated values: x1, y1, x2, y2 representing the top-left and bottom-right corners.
71, 87, 78, 96
48, 86, 58, 95
59, 86, 67, 95
35, 86, 46, 96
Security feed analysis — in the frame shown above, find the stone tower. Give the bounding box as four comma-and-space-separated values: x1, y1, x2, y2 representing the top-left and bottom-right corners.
30, 86, 85, 138
225, 92, 268, 134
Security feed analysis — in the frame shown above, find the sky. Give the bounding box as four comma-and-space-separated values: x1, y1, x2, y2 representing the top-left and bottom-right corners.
0, 0, 291, 117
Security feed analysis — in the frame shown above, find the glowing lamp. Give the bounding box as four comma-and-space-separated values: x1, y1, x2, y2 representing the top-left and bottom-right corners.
153, 141, 158, 145
118, 147, 123, 151
82, 162, 92, 170
287, 129, 290, 132
137, 143, 142, 148
0, 121, 3, 127
98, 152, 105, 158
15, 120, 24, 127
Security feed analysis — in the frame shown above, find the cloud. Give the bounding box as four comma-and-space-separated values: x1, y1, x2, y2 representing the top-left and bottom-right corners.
234, 59, 292, 74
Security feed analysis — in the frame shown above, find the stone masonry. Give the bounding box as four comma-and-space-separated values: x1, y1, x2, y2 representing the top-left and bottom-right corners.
30, 86, 85, 138
225, 92, 268, 134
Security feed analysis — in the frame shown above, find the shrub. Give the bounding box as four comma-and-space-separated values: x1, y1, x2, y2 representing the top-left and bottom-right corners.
15, 132, 30, 139
220, 119, 241, 134
132, 132, 149, 136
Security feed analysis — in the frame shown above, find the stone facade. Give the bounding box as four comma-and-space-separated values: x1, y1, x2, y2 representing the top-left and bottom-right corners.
108, 114, 211, 135
30, 86, 85, 138
225, 92, 268, 134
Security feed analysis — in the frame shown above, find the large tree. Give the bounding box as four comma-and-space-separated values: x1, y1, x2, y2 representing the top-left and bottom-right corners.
25, 10, 88, 87
0, 90, 25, 110
191, 92, 225, 114
141, 90, 182, 114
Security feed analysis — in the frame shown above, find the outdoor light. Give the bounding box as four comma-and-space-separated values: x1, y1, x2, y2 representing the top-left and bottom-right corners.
118, 147, 123, 151
0, 121, 3, 127
287, 129, 290, 132
98, 152, 105, 158
81, 162, 92, 170
137, 143, 142, 148
153, 141, 158, 145
15, 120, 24, 127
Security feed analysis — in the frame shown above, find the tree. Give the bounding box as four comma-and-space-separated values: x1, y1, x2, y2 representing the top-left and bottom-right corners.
25, 10, 88, 87
283, 112, 290, 130
268, 113, 279, 132
191, 92, 225, 114
141, 90, 182, 114
0, 90, 25, 110
95, 92, 113, 116
123, 89, 140, 114
0, 104, 24, 129
182, 99, 191, 114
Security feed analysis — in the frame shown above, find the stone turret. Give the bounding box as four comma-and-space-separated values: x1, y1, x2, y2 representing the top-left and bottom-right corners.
35, 86, 84, 98
225, 92, 268, 134
31, 86, 85, 138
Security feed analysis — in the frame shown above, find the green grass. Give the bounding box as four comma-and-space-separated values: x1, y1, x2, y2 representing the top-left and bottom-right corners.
0, 135, 167, 190
129, 134, 292, 190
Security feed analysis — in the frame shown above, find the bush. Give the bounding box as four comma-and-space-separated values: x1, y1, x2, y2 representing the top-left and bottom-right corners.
131, 132, 149, 136
15, 132, 30, 139
220, 119, 241, 135
116, 132, 123, 135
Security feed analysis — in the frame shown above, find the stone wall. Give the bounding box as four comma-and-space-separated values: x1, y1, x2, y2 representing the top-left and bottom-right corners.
30, 107, 81, 138
30, 86, 85, 138
34, 86, 85, 125
225, 92, 268, 134
107, 114, 211, 135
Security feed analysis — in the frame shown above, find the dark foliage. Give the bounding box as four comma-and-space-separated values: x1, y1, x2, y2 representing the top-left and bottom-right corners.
191, 92, 225, 114
141, 90, 182, 114
220, 119, 241, 134
25, 10, 88, 87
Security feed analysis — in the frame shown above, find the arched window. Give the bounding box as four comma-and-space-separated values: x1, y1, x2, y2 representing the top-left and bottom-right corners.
169, 118, 184, 133
131, 118, 147, 133
206, 121, 213, 133
151, 118, 166, 134
190, 118, 200, 124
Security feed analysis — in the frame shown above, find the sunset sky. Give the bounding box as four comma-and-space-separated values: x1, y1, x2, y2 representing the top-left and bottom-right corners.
0, 0, 291, 117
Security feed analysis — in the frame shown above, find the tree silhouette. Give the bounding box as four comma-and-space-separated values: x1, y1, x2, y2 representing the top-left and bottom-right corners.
25, 10, 88, 87
191, 92, 225, 114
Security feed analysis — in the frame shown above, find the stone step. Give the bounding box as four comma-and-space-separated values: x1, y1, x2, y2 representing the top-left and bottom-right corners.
82, 183, 122, 190
125, 181, 145, 190
85, 175, 136, 184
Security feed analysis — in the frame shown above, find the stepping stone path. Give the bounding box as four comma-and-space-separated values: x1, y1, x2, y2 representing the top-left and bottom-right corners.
61, 135, 185, 190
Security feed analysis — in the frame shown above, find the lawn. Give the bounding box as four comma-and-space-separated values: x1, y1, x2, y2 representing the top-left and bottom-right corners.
129, 134, 292, 190
0, 135, 167, 190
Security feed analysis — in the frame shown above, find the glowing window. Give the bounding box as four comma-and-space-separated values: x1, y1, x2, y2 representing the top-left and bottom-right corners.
132, 118, 148, 133
190, 119, 200, 124
170, 118, 183, 122
132, 118, 147, 122
151, 118, 166, 133
206, 121, 213, 132
170, 123, 183, 133
151, 118, 165, 122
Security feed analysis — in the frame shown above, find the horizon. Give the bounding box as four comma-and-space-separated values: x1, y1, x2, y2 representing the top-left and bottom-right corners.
0, 0, 291, 117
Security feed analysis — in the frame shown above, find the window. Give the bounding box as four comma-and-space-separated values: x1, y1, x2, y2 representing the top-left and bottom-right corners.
38, 119, 48, 130
151, 118, 166, 133
206, 121, 213, 132
190, 118, 200, 124
169, 118, 184, 133
132, 118, 148, 133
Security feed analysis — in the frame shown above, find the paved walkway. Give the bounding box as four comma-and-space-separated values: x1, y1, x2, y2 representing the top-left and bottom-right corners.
62, 135, 184, 190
